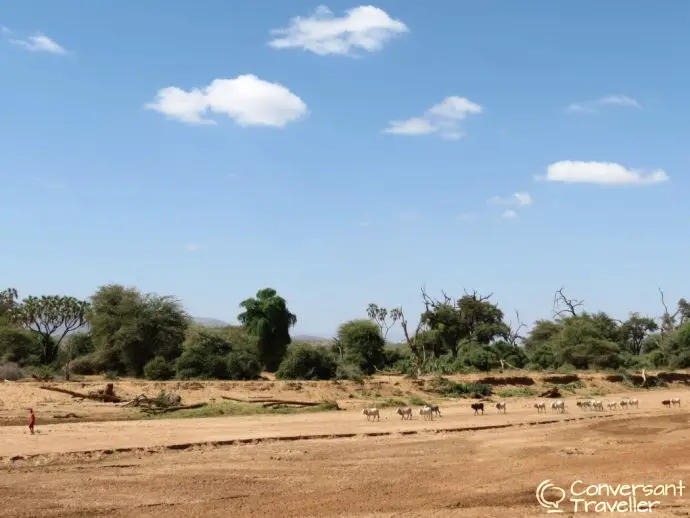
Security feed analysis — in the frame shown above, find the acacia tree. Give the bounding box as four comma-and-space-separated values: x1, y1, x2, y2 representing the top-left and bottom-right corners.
420, 288, 510, 358
366, 303, 399, 340
9, 295, 89, 365
619, 313, 658, 355
238, 288, 297, 372
89, 284, 189, 376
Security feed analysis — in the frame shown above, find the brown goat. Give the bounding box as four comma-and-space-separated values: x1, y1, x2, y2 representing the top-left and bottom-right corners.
471, 402, 484, 415
662, 399, 671, 407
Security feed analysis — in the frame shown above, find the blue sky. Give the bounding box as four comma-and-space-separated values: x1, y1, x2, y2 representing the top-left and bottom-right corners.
2, 1, 689, 339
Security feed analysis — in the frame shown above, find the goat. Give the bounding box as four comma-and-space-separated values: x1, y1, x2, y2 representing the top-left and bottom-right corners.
592, 400, 604, 411
671, 398, 681, 407
662, 399, 671, 408
396, 406, 413, 420
419, 405, 434, 421
495, 402, 507, 414
576, 400, 592, 411
551, 400, 566, 414
428, 403, 441, 417
619, 399, 629, 409
534, 402, 546, 413
607, 401, 618, 411
471, 402, 484, 415
362, 407, 380, 421
628, 398, 639, 408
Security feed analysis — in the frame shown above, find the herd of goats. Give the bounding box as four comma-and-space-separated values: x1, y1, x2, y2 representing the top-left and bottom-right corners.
360, 397, 682, 422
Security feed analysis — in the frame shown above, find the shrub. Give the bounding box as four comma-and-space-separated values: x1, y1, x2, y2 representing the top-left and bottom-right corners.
426, 376, 492, 398
276, 343, 337, 380
0, 326, 41, 366
69, 353, 104, 375
225, 349, 262, 380
335, 361, 363, 382
0, 362, 24, 380
144, 356, 175, 380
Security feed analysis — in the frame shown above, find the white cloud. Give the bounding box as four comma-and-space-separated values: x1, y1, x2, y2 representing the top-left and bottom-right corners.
268, 5, 408, 56
145, 75, 308, 127
9, 33, 67, 54
185, 244, 201, 252
384, 96, 482, 140
501, 210, 517, 219
566, 94, 641, 115
541, 161, 669, 186
0, 26, 11, 35
488, 191, 533, 207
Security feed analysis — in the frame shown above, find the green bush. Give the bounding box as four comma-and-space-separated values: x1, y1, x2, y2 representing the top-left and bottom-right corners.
69, 353, 104, 375
335, 361, 363, 381
426, 376, 492, 397
276, 343, 337, 380
225, 349, 262, 380
0, 326, 41, 366
144, 356, 175, 380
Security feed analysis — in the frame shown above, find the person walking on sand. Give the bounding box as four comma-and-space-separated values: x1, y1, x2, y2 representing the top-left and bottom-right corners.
28, 408, 35, 435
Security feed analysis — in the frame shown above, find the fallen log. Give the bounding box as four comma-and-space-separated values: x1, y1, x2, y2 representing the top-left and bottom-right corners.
39, 385, 122, 403
141, 403, 206, 414
221, 396, 321, 407
53, 413, 80, 419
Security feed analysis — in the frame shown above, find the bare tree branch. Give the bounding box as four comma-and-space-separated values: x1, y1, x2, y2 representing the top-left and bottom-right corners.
552, 287, 584, 319
507, 309, 527, 346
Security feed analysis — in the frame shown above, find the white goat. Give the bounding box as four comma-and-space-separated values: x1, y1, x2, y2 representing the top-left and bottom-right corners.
362, 407, 380, 421
551, 400, 566, 413
496, 402, 507, 414
396, 406, 413, 420
592, 400, 604, 411
628, 398, 639, 408
607, 401, 618, 411
534, 402, 547, 413
419, 405, 434, 421
671, 398, 681, 407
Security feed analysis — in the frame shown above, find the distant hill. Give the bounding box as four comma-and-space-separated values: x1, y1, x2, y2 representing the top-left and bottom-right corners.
193, 317, 230, 328
293, 334, 331, 344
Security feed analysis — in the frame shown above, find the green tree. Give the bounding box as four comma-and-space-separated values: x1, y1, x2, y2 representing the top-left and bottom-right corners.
420, 289, 510, 358
89, 284, 189, 376
0, 326, 41, 365
336, 319, 386, 374
619, 313, 658, 355
0, 288, 18, 325
238, 288, 297, 372
8, 295, 89, 365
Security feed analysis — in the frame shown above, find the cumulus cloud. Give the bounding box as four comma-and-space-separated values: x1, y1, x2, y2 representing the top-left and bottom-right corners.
501, 210, 517, 219
488, 191, 533, 207
145, 75, 308, 127
8, 32, 67, 54
566, 94, 641, 115
384, 96, 482, 140
541, 161, 669, 186
268, 5, 408, 56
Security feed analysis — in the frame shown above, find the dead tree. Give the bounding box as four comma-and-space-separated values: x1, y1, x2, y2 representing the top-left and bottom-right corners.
391, 305, 427, 376
507, 309, 527, 346
552, 287, 584, 319
657, 288, 690, 346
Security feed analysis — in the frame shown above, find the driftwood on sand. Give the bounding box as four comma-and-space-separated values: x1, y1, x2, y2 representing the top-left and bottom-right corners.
39, 383, 122, 403
220, 396, 323, 408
